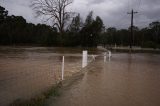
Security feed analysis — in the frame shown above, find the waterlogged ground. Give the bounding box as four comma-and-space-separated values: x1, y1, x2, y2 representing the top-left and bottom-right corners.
49, 53, 160, 106
0, 46, 101, 106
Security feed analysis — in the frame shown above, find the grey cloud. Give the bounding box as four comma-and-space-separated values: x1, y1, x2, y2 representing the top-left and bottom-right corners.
1, 0, 42, 24
87, 0, 106, 4
1, 0, 160, 29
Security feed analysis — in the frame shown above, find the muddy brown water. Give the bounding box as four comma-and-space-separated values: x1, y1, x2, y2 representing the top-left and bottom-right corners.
0, 46, 98, 106
49, 53, 160, 106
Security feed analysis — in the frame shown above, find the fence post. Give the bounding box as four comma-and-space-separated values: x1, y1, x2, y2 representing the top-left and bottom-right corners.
82, 51, 88, 68
115, 43, 117, 49
61, 56, 64, 80
108, 51, 111, 61
92, 55, 95, 61
104, 52, 107, 62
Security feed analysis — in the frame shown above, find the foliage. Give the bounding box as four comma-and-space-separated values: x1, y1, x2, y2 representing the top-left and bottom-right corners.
0, 6, 8, 24
141, 41, 157, 49
0, 5, 160, 48
68, 14, 82, 33
80, 11, 104, 47
0, 6, 58, 46
100, 23, 160, 48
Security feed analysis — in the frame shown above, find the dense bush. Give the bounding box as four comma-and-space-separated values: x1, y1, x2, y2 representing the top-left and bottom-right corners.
0, 5, 160, 47
141, 41, 157, 49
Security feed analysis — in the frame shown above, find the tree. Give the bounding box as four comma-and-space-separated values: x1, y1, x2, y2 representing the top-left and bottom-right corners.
93, 16, 104, 33
0, 6, 8, 24
149, 21, 160, 44
118, 29, 129, 46
80, 11, 104, 47
68, 14, 82, 32
106, 27, 117, 45
80, 11, 93, 47
85, 11, 94, 26
63, 14, 82, 46
31, 0, 74, 34
91, 16, 104, 46
149, 21, 160, 29
0, 6, 58, 46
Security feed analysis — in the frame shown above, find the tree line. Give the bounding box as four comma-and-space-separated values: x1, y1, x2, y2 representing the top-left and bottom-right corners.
100, 22, 160, 49
0, 5, 160, 48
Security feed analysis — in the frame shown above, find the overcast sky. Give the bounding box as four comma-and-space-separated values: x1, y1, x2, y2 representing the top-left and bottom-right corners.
1, 0, 160, 29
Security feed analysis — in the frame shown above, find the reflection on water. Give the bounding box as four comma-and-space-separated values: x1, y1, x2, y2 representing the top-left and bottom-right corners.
50, 53, 160, 106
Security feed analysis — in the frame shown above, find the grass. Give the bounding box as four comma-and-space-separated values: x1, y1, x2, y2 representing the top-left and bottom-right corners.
111, 47, 160, 54
10, 83, 62, 106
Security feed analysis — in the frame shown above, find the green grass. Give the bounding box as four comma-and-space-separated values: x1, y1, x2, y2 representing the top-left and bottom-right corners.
10, 83, 62, 106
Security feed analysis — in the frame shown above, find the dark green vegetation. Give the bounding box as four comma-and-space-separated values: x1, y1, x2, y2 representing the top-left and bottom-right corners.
0, 6, 58, 46
10, 83, 61, 106
0, 6, 160, 48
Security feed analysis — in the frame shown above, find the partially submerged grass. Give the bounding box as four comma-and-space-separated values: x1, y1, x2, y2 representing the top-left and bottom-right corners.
111, 48, 160, 54
9, 58, 88, 106
10, 83, 62, 106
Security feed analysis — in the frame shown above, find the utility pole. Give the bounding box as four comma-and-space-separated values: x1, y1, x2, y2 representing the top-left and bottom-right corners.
128, 9, 138, 50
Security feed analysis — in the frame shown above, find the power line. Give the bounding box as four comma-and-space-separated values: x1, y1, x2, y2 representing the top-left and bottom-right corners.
127, 0, 131, 12
137, 0, 142, 11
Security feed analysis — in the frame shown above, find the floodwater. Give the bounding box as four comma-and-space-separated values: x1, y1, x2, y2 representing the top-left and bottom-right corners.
0, 46, 98, 106
49, 53, 160, 106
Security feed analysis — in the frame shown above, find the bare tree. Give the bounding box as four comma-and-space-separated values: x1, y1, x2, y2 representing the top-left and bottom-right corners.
31, 0, 74, 34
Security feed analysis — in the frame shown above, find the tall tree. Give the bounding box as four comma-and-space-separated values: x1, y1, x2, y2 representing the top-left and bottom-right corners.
0, 6, 8, 24
106, 27, 117, 45
31, 0, 74, 34
69, 14, 82, 32
85, 11, 93, 26
80, 11, 104, 47
149, 21, 160, 44
80, 11, 93, 47
91, 16, 104, 46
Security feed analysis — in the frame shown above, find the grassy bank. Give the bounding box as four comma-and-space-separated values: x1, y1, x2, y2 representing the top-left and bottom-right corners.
10, 83, 62, 106
10, 67, 87, 106
110, 47, 160, 54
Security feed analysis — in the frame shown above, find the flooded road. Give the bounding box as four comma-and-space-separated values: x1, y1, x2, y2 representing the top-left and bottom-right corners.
50, 53, 160, 106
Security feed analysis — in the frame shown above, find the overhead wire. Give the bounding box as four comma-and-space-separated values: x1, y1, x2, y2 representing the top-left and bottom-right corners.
137, 0, 142, 12
108, 0, 145, 29
110, 0, 131, 29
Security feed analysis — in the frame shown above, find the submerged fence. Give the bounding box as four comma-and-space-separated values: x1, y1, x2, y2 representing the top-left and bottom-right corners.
0, 50, 111, 106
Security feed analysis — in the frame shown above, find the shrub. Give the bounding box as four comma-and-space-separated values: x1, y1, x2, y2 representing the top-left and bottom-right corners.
141, 41, 157, 49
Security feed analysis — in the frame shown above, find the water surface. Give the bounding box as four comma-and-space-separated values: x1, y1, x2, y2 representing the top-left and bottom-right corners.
50, 53, 160, 106
0, 46, 96, 106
